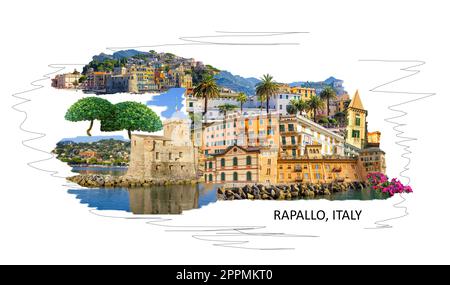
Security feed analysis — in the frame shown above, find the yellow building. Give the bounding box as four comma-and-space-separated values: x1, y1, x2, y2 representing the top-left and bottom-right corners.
357, 147, 386, 178
346, 90, 367, 149
277, 144, 361, 184
367, 131, 381, 147
129, 64, 158, 92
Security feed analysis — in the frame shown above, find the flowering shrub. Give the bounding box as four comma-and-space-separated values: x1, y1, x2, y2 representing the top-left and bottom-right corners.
367, 172, 413, 196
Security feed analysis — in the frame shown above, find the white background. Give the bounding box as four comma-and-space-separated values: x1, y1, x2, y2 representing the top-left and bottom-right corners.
1, 0, 449, 264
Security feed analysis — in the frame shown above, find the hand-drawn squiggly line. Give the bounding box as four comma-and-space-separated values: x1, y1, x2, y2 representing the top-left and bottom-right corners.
12, 31, 318, 250
107, 31, 308, 50
12, 63, 85, 179
88, 209, 318, 250
359, 59, 436, 229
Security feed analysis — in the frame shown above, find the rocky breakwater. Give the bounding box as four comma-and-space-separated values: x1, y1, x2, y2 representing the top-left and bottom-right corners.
67, 174, 197, 188
217, 181, 367, 200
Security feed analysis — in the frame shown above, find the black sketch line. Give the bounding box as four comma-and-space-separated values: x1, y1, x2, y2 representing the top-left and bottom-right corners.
358, 59, 436, 229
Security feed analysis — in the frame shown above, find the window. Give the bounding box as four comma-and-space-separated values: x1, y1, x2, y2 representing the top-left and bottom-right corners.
179, 152, 183, 158
316, 173, 321, 179
281, 136, 286, 145
315, 164, 319, 170
268, 159, 271, 165
233, 157, 238, 166
209, 174, 213, 182
169, 153, 172, 160
155, 152, 159, 160
285, 95, 288, 99
204, 174, 207, 181
291, 136, 296, 144
221, 172, 225, 181
279, 124, 285, 132
279, 94, 282, 99
205, 150, 208, 155
288, 173, 291, 179
288, 124, 294, 131
246, 156, 252, 165
279, 104, 283, 110
221, 158, 225, 167
292, 149, 296, 157
189, 102, 193, 107
304, 173, 309, 179
233, 172, 238, 181
209, 161, 213, 169
266, 168, 271, 175
246, 171, 252, 181
355, 116, 361, 126
352, 130, 360, 138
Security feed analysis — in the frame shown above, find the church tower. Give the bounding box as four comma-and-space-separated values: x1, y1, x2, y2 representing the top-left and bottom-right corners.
345, 90, 367, 149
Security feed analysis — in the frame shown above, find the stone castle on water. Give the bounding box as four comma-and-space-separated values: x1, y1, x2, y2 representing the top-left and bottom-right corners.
126, 110, 198, 182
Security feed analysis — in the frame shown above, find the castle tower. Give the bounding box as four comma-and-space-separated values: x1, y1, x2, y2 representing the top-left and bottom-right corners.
163, 109, 192, 146
345, 90, 367, 149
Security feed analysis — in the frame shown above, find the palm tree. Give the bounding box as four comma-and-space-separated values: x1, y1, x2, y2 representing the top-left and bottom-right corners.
256, 74, 279, 114
319, 86, 337, 117
289, 98, 309, 116
218, 103, 237, 118
308, 95, 325, 122
236, 92, 247, 113
193, 74, 220, 121
334, 111, 346, 126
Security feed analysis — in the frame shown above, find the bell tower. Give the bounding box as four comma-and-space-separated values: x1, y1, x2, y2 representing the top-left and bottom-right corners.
345, 90, 367, 149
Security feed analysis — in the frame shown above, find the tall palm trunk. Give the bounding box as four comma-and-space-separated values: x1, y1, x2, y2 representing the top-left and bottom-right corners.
203, 96, 208, 122
327, 98, 330, 117
266, 97, 270, 114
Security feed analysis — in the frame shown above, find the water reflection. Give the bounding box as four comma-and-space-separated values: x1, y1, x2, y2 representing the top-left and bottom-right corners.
68, 183, 220, 215
129, 185, 199, 214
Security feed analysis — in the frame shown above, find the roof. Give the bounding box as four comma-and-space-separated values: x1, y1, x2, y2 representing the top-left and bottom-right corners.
348, 90, 364, 110
210, 144, 261, 157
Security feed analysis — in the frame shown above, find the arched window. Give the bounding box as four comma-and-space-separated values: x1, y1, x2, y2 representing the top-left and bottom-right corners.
233, 157, 238, 166
204, 174, 207, 181
233, 172, 238, 181
221, 158, 225, 167
246, 171, 252, 181
221, 172, 226, 181
209, 161, 213, 169
209, 174, 213, 182
246, 156, 252, 165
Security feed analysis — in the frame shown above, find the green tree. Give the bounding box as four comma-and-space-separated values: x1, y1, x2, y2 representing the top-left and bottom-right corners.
319, 86, 337, 117
65, 97, 114, 136
289, 98, 309, 116
334, 111, 346, 125
78, 75, 87, 83
193, 74, 220, 121
218, 103, 237, 117
286, 104, 297, 115
256, 74, 279, 114
236, 92, 247, 113
308, 95, 325, 122
101, 102, 162, 139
